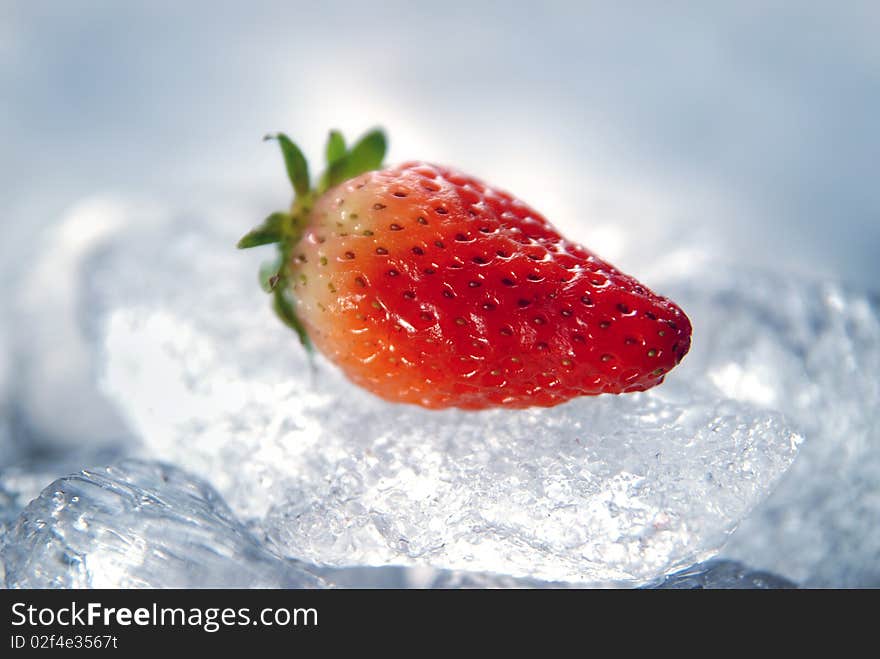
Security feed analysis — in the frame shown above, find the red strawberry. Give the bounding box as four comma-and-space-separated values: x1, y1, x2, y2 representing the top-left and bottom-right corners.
239, 129, 691, 410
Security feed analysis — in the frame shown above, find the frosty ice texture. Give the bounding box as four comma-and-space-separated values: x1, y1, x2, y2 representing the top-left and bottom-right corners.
1, 455, 122, 584
85, 214, 800, 585
1, 460, 326, 588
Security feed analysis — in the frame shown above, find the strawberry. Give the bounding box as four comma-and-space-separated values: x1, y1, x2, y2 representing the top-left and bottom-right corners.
239, 129, 691, 409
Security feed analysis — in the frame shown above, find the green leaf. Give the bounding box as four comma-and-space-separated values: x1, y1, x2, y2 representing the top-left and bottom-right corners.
265, 133, 311, 198
325, 130, 346, 167
258, 255, 283, 292
272, 287, 313, 352
237, 212, 288, 249
324, 128, 387, 189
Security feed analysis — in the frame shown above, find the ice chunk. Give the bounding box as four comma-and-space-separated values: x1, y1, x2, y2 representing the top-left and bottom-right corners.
651, 559, 796, 589
0, 452, 127, 542
85, 213, 800, 585
2, 456, 110, 587
1, 464, 77, 540
251, 394, 796, 585
1, 460, 326, 588
660, 270, 880, 587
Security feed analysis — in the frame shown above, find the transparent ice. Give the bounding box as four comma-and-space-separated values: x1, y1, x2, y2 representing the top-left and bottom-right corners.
1, 459, 326, 589
82, 207, 800, 585
0, 456, 789, 589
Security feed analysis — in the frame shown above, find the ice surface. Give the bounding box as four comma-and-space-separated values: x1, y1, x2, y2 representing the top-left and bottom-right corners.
0, 452, 126, 542
0, 464, 77, 539
0, 455, 795, 589
2, 456, 113, 585
77, 210, 800, 585
651, 559, 796, 589
0, 452, 797, 589
1, 459, 326, 588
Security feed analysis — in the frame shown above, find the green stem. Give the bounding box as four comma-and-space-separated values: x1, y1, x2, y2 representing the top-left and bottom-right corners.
236, 128, 388, 352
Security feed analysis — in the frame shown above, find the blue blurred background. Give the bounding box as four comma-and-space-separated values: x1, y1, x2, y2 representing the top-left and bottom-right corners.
2, 0, 878, 287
